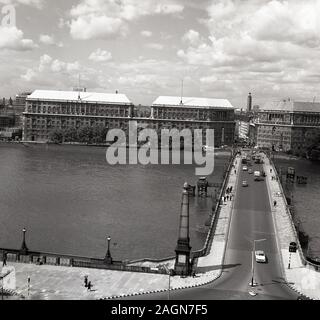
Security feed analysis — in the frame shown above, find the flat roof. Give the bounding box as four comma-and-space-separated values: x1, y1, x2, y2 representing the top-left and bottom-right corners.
152, 96, 235, 109
27, 90, 132, 105
261, 100, 320, 113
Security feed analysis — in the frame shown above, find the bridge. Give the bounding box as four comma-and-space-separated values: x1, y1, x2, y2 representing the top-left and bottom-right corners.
128, 150, 319, 300
1, 150, 319, 300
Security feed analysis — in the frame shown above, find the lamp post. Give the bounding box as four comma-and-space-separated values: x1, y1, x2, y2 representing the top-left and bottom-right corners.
163, 265, 172, 300
20, 227, 28, 255
105, 236, 113, 264
251, 239, 266, 287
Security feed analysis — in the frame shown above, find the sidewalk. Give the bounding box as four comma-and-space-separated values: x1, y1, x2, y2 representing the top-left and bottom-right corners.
263, 156, 320, 300
0, 156, 241, 300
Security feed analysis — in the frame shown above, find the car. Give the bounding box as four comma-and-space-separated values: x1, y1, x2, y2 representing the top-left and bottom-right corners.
242, 180, 248, 187
255, 250, 267, 263
242, 166, 248, 171
248, 168, 253, 174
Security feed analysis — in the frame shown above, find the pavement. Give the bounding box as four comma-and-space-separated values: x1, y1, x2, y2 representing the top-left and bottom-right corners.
3, 152, 317, 301
125, 151, 299, 300
263, 156, 320, 300
0, 156, 241, 300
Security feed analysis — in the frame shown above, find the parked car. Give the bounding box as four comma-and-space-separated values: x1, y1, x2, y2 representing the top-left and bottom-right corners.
255, 250, 267, 263
242, 166, 248, 171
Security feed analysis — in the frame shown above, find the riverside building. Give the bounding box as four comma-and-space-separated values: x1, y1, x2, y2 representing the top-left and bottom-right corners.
254, 99, 320, 154
149, 96, 236, 147
22, 90, 236, 146
23, 90, 134, 142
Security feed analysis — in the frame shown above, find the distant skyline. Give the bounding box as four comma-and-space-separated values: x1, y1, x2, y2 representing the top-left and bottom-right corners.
1, 0, 320, 108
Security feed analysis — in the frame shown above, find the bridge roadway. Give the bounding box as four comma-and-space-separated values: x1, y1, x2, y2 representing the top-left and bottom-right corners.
127, 162, 299, 300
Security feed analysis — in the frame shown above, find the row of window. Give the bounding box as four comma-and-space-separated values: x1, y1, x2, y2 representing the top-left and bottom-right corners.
27, 103, 131, 117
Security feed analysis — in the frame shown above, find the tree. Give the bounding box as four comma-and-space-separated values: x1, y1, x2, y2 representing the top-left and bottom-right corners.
49, 129, 64, 144
64, 127, 78, 142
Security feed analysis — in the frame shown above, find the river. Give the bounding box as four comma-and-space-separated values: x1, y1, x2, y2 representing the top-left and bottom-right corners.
0, 143, 230, 261
273, 155, 320, 259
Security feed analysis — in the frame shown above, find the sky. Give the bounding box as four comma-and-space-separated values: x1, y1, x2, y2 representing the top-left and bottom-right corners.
0, 0, 320, 108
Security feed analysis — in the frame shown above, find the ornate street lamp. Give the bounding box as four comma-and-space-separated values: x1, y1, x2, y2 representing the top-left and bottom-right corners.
20, 227, 28, 255
105, 235, 113, 264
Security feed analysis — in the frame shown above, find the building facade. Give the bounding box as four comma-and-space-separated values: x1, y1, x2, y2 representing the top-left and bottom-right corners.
22, 91, 236, 146
23, 90, 134, 142
254, 99, 320, 154
150, 96, 235, 147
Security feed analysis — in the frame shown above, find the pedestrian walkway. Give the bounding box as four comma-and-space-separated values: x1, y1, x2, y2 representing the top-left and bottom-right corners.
0, 156, 241, 300
263, 156, 320, 300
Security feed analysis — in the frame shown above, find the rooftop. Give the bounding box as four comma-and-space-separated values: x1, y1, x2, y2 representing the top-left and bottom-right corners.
152, 96, 235, 109
261, 100, 320, 113
27, 90, 132, 105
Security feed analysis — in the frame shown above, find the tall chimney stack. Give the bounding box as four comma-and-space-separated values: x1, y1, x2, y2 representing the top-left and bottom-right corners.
247, 92, 252, 112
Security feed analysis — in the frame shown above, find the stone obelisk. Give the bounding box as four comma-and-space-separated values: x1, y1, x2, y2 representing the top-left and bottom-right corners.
174, 183, 192, 276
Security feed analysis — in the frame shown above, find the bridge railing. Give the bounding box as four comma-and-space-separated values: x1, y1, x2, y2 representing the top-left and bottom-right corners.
270, 158, 319, 272
192, 151, 236, 259
0, 248, 167, 275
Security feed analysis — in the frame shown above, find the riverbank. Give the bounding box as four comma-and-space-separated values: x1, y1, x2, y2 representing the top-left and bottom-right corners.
264, 156, 320, 300
0, 140, 233, 155
0, 155, 241, 300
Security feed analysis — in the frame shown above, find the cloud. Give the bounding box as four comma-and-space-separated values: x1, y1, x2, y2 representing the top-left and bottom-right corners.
39, 34, 63, 47
145, 43, 163, 50
21, 54, 81, 83
178, 1, 320, 73
39, 34, 54, 45
69, 0, 184, 40
70, 15, 127, 40
89, 48, 112, 62
182, 29, 202, 46
0, 26, 37, 50
21, 68, 36, 81
141, 30, 152, 37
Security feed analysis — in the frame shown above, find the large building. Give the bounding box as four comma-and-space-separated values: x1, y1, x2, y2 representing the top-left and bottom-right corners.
254, 99, 320, 154
23, 90, 134, 142
149, 96, 235, 146
22, 90, 236, 146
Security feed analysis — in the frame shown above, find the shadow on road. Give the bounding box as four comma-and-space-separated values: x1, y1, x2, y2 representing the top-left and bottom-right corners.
197, 263, 241, 273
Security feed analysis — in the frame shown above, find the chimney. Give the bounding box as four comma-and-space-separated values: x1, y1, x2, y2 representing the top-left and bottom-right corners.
247, 92, 252, 112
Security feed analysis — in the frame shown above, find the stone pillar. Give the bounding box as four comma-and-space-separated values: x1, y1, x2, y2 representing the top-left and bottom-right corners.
174, 183, 192, 276
20, 228, 28, 255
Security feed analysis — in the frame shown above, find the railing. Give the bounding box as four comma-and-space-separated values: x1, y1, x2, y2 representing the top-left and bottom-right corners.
269, 158, 319, 272
0, 248, 167, 275
192, 151, 236, 259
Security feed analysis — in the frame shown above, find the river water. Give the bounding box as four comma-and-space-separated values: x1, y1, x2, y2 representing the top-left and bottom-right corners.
0, 143, 230, 261
273, 155, 320, 258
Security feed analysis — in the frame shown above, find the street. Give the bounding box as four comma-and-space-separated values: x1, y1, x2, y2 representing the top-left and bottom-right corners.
127, 161, 298, 300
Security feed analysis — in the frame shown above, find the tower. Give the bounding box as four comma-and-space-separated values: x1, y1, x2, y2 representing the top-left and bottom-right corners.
247, 93, 252, 112
174, 183, 192, 276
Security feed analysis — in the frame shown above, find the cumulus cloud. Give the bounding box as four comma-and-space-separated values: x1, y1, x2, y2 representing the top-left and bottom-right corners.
0, 26, 37, 50
69, 0, 184, 40
182, 29, 202, 46
141, 30, 152, 37
89, 48, 112, 62
39, 34, 54, 45
39, 34, 63, 47
21, 54, 81, 83
146, 43, 163, 50
178, 0, 320, 90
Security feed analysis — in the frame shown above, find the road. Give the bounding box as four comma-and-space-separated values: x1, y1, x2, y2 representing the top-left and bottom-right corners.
127, 160, 298, 300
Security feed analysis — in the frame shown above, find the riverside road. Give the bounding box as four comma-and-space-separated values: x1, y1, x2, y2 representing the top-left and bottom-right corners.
129, 161, 299, 300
